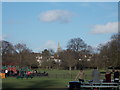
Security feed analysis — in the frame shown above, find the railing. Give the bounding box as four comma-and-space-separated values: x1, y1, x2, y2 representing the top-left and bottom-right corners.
44, 73, 109, 79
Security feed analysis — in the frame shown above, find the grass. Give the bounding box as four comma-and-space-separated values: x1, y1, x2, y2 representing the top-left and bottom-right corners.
2, 69, 111, 88
2, 77, 71, 88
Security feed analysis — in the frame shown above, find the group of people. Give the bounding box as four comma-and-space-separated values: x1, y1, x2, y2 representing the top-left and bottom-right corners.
105, 69, 119, 83
75, 67, 120, 83
0, 68, 49, 79
0, 66, 34, 79
3, 69, 33, 79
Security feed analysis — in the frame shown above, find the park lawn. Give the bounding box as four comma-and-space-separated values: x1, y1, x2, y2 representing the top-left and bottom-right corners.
2, 69, 85, 88
2, 69, 107, 88
2, 77, 72, 88
37, 69, 93, 78
38, 69, 104, 80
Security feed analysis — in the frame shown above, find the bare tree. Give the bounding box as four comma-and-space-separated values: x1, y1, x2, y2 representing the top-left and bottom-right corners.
48, 49, 55, 56
14, 43, 33, 66
66, 38, 88, 69
60, 49, 76, 70
2, 40, 18, 65
98, 33, 120, 68
15, 43, 28, 53
41, 49, 51, 69
2, 40, 16, 55
67, 38, 87, 52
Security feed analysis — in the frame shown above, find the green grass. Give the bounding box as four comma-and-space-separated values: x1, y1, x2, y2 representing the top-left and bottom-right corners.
2, 69, 110, 88
2, 77, 71, 88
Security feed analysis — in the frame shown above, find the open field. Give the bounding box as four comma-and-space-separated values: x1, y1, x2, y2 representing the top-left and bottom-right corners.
2, 69, 113, 89
2, 77, 71, 88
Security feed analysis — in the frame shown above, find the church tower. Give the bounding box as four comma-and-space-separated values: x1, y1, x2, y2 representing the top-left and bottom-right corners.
57, 42, 61, 53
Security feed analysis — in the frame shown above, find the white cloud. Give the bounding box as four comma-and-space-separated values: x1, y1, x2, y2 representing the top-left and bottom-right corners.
38, 40, 57, 52
39, 10, 74, 23
91, 22, 118, 34
44, 40, 57, 49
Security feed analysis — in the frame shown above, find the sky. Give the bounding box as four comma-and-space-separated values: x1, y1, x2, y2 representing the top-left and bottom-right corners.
2, 2, 118, 52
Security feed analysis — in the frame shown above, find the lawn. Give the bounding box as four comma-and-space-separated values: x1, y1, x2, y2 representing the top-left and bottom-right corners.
2, 69, 108, 89
2, 77, 71, 88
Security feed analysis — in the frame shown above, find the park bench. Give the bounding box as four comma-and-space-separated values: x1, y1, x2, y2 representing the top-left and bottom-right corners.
81, 82, 119, 90
68, 81, 120, 90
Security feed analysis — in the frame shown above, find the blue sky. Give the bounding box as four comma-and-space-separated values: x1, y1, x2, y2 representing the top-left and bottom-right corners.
2, 2, 118, 52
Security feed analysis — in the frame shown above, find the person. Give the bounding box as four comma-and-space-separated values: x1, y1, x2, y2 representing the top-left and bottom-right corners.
27, 71, 31, 78
20, 70, 24, 78
113, 69, 119, 83
26, 71, 33, 79
5, 69, 8, 77
92, 67, 100, 83
75, 68, 84, 82
105, 69, 112, 82
16, 70, 19, 76
34, 70, 37, 73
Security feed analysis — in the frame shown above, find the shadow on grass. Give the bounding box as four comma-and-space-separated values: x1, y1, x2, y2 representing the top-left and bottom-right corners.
2, 78, 68, 90
28, 80, 68, 90
29, 80, 60, 88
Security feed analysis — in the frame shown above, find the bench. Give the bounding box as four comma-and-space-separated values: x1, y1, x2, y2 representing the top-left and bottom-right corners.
68, 81, 120, 90
81, 83, 119, 90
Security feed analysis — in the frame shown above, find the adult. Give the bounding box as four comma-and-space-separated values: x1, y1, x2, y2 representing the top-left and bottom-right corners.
92, 67, 100, 83
105, 69, 112, 82
75, 68, 84, 82
26, 71, 33, 79
113, 69, 119, 83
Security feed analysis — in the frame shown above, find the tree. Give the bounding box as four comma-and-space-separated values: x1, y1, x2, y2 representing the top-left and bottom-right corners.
1, 40, 16, 55
14, 43, 35, 66
66, 38, 88, 69
109, 33, 120, 67
42, 49, 50, 59
98, 33, 120, 68
15, 43, 28, 53
67, 38, 87, 52
48, 49, 55, 56
1, 40, 18, 65
60, 49, 76, 70
41, 49, 51, 69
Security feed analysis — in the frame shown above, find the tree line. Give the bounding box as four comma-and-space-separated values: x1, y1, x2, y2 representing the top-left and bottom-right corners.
1, 33, 120, 70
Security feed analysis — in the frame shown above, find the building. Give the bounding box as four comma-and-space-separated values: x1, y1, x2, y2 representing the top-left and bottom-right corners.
36, 42, 62, 67
57, 42, 62, 53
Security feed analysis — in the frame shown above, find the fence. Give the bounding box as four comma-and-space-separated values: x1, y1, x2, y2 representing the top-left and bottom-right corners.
47, 73, 76, 79
41, 73, 107, 80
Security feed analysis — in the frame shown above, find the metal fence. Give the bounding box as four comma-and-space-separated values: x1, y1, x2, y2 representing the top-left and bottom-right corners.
44, 73, 114, 80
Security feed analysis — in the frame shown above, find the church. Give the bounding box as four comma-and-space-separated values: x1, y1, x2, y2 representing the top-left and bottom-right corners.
57, 42, 62, 53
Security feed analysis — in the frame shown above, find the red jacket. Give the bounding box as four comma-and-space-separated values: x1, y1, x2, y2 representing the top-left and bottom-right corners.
105, 73, 111, 82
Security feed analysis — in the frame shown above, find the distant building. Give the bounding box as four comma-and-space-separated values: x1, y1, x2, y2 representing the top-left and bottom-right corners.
57, 42, 62, 53
36, 55, 42, 66
36, 42, 62, 67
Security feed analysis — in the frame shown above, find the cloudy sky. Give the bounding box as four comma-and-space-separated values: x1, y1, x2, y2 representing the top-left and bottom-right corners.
2, 2, 118, 52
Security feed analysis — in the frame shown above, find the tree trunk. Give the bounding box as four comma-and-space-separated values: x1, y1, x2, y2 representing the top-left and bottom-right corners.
74, 66, 77, 70
19, 54, 21, 66
69, 66, 72, 70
